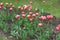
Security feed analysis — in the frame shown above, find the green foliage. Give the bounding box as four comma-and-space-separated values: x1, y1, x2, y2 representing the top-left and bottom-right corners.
0, 2, 57, 40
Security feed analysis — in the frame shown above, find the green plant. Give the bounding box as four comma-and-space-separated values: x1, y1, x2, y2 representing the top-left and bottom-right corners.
0, 2, 56, 40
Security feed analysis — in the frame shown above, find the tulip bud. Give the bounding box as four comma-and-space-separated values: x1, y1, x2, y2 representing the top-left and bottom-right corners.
29, 12, 33, 15
9, 8, 13, 11
29, 6, 32, 10
56, 27, 60, 31
40, 16, 46, 21
15, 15, 20, 19
21, 7, 24, 11
22, 14, 26, 18
42, 1, 46, 4
35, 8, 38, 12
47, 15, 53, 20
30, 1, 32, 4
35, 13, 38, 16
12, 5, 15, 8
27, 15, 31, 19
18, 6, 21, 10
0, 6, 2, 10
10, 3, 13, 6
0, 3, 3, 6
22, 11, 25, 14
32, 14, 36, 18
6, 3, 9, 6
24, 5, 28, 10
29, 18, 33, 22
38, 23, 43, 27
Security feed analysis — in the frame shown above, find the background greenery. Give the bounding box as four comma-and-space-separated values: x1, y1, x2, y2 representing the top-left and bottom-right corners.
0, 0, 60, 18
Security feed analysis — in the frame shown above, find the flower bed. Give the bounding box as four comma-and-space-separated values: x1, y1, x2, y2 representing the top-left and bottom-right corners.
0, 2, 60, 40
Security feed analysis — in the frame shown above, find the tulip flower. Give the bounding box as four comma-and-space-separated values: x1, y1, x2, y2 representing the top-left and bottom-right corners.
12, 5, 15, 8
35, 13, 38, 16
18, 6, 21, 10
47, 15, 53, 20
27, 15, 31, 19
9, 8, 13, 11
6, 3, 9, 6
29, 12, 33, 15
22, 11, 25, 14
29, 6, 32, 10
15, 15, 20, 19
35, 8, 38, 12
22, 14, 26, 18
32, 14, 36, 18
30, 1, 32, 4
24, 5, 28, 10
21, 7, 24, 11
10, 3, 13, 6
57, 24, 60, 28
38, 23, 43, 27
42, 1, 46, 4
40, 16, 46, 21
55, 24, 60, 31
56, 27, 60, 31
0, 3, 3, 6
29, 18, 33, 22
0, 6, 2, 10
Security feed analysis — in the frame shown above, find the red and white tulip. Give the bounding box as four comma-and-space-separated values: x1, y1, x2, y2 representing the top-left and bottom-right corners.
15, 15, 20, 19
27, 15, 31, 19
38, 23, 43, 27
32, 14, 36, 18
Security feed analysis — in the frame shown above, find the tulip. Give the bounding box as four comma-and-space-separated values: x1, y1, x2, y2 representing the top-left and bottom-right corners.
56, 27, 60, 31
21, 7, 24, 11
38, 23, 43, 27
15, 15, 20, 19
30, 1, 32, 4
40, 16, 46, 21
9, 8, 13, 11
32, 14, 36, 18
27, 15, 31, 19
0, 6, 2, 10
22, 11, 25, 14
57, 24, 60, 27
18, 6, 21, 10
57, 24, 60, 29
35, 13, 38, 16
47, 15, 53, 20
12, 5, 15, 8
29, 6, 32, 10
10, 3, 13, 6
29, 18, 33, 22
24, 5, 28, 10
29, 12, 33, 15
35, 8, 38, 12
22, 14, 26, 18
6, 3, 9, 6
42, 1, 46, 4
0, 3, 3, 6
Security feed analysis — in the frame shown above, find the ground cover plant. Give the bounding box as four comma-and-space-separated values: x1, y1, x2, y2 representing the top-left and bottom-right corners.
0, 0, 60, 40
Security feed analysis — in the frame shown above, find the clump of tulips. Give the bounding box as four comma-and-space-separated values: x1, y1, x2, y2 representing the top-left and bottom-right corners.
56, 24, 60, 31
0, 2, 55, 40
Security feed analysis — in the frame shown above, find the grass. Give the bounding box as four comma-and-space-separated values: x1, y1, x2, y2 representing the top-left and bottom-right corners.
0, 0, 60, 18
0, 34, 7, 40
